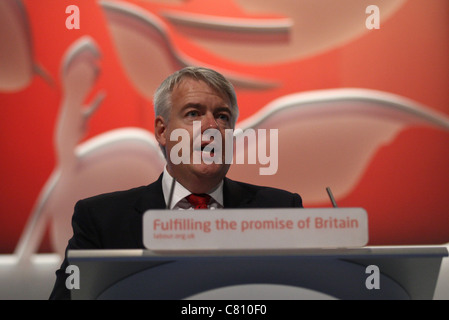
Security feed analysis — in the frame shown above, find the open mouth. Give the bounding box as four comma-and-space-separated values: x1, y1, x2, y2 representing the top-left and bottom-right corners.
200, 143, 215, 156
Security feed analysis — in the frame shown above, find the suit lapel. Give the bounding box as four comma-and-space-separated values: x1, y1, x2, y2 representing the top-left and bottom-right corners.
134, 174, 166, 214
223, 177, 253, 208
131, 174, 165, 248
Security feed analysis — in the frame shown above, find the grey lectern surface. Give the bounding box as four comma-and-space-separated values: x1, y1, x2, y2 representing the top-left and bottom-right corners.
67, 246, 447, 300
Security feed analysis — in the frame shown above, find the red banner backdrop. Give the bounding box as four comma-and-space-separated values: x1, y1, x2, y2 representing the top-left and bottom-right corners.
1, 0, 448, 256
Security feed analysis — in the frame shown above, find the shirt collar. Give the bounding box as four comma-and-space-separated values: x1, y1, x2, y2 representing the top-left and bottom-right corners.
161, 166, 224, 209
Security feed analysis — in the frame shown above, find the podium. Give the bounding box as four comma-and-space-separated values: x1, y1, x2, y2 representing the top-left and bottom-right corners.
68, 246, 447, 300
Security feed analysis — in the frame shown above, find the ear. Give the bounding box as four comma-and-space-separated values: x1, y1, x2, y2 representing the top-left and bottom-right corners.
154, 116, 167, 147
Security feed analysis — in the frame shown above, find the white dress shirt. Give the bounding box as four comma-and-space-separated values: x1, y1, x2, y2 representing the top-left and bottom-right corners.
161, 166, 224, 210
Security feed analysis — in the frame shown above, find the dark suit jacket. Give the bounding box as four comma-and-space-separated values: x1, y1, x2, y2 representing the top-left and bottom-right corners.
49, 175, 303, 299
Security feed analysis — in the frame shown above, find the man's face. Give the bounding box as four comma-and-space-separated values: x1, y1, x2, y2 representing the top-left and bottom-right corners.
155, 78, 234, 193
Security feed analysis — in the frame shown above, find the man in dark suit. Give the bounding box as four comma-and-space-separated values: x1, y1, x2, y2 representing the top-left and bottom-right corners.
49, 67, 302, 299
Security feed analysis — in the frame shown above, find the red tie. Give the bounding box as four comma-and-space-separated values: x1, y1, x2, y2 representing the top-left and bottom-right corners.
186, 194, 211, 209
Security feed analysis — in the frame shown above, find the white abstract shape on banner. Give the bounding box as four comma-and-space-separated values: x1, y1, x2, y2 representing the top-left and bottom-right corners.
167, 0, 407, 64
99, 0, 278, 101
15, 36, 165, 259
0, 0, 52, 91
228, 89, 449, 203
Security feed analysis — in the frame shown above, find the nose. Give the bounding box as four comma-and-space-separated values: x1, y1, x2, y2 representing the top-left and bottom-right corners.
202, 111, 218, 131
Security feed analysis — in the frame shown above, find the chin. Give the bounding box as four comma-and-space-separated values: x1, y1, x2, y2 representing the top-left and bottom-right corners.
192, 162, 229, 179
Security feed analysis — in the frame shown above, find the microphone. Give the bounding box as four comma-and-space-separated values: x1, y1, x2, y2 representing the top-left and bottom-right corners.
326, 187, 338, 208
166, 177, 176, 209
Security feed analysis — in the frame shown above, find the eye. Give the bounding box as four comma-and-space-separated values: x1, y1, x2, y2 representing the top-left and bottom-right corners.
186, 110, 200, 118
217, 113, 230, 122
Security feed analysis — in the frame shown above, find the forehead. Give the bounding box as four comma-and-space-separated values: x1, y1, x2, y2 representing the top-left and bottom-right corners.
171, 78, 231, 107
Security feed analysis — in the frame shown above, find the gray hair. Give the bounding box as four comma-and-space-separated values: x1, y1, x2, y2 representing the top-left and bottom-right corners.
153, 66, 239, 126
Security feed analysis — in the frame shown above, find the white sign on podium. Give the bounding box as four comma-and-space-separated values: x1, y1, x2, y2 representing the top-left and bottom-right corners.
143, 208, 368, 252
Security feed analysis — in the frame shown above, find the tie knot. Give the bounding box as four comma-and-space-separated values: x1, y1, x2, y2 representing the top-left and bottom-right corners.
186, 194, 211, 209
